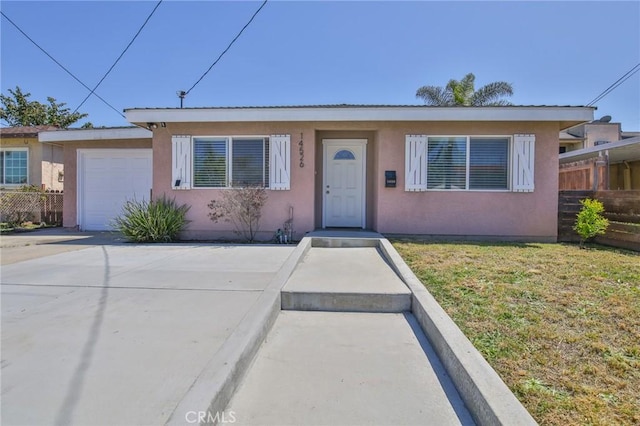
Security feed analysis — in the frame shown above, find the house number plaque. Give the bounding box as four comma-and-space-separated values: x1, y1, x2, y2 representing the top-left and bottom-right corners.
299, 134, 304, 168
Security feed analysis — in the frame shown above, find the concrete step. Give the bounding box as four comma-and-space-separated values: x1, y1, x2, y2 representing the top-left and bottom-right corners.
280, 246, 411, 313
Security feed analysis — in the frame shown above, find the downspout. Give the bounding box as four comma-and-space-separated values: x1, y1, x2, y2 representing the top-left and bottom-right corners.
623, 161, 631, 190
604, 150, 610, 191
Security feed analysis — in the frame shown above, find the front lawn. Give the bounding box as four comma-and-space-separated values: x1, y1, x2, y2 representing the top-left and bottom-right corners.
392, 240, 639, 425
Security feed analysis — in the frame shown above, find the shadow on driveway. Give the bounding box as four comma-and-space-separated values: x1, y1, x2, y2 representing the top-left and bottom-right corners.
55, 246, 111, 426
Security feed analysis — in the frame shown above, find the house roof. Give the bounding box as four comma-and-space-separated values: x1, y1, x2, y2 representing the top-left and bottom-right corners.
38, 126, 151, 143
0, 125, 60, 138
559, 130, 584, 141
559, 137, 640, 164
124, 104, 594, 130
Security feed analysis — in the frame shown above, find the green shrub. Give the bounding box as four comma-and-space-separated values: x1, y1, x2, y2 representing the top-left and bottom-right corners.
573, 198, 609, 247
113, 196, 190, 243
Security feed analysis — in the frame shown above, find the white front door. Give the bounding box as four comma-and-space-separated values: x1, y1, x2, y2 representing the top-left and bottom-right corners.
323, 139, 367, 228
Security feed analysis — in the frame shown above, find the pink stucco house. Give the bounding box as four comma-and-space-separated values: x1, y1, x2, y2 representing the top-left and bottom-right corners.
40, 105, 594, 241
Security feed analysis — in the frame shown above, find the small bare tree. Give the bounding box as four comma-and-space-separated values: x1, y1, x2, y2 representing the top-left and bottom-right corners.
208, 186, 268, 242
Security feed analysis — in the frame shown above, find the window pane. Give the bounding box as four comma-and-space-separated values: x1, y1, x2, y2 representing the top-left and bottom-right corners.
427, 137, 466, 189
469, 138, 509, 189
334, 149, 355, 160
193, 138, 227, 187
232, 138, 266, 187
2, 150, 28, 184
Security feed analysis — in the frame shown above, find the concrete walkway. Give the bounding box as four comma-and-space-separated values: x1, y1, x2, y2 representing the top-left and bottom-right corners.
226, 311, 474, 425
282, 247, 411, 312
220, 235, 536, 426
226, 240, 474, 425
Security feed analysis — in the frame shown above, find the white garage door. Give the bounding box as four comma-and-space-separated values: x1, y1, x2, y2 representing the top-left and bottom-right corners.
78, 149, 152, 231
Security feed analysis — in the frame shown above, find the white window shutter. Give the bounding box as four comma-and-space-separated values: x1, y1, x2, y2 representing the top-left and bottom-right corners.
512, 134, 535, 192
269, 135, 290, 190
172, 135, 191, 190
405, 135, 428, 191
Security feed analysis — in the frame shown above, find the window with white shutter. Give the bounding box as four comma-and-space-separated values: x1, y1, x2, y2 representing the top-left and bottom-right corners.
172, 135, 191, 189
269, 134, 290, 190
512, 134, 535, 192
405, 135, 427, 191
405, 134, 522, 192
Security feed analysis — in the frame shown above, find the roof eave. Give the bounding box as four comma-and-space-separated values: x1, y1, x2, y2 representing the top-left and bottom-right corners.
38, 127, 151, 143
559, 137, 640, 164
124, 106, 594, 128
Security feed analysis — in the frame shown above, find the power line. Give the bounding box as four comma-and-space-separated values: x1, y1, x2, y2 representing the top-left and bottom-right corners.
183, 0, 268, 99
73, 0, 163, 113
1, 11, 125, 119
587, 63, 640, 106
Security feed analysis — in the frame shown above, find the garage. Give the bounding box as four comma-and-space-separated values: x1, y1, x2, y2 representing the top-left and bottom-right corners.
78, 149, 152, 231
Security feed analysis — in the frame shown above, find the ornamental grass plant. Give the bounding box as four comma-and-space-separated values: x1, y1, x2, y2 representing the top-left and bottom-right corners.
113, 196, 190, 243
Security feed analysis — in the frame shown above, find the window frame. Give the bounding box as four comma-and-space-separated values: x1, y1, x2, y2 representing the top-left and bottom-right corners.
426, 135, 512, 192
191, 135, 269, 189
0, 147, 29, 186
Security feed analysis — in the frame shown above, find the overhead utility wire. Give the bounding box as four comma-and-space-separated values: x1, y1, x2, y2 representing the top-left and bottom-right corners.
0, 11, 125, 118
183, 0, 268, 97
73, 0, 163, 113
587, 63, 640, 106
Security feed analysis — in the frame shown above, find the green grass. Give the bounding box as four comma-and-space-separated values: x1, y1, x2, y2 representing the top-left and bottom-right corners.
392, 240, 640, 426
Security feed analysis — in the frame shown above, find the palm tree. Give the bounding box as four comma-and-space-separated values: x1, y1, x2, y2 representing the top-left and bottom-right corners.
416, 73, 514, 106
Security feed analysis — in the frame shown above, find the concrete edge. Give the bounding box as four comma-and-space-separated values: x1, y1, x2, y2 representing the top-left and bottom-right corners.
310, 237, 380, 248
383, 233, 556, 244
281, 291, 411, 313
165, 237, 313, 426
377, 239, 538, 426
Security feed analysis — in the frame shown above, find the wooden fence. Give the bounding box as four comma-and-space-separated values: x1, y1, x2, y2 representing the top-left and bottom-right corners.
0, 191, 63, 226
559, 159, 607, 191
558, 190, 640, 251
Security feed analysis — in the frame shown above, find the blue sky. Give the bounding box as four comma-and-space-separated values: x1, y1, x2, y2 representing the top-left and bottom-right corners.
2, 1, 639, 130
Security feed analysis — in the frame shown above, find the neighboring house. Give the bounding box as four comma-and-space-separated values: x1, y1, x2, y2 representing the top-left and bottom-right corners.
0, 126, 64, 191
559, 116, 638, 154
559, 136, 640, 190
559, 116, 640, 190
40, 105, 593, 241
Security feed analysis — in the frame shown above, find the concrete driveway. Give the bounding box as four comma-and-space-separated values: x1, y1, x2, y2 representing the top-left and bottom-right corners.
1, 230, 295, 425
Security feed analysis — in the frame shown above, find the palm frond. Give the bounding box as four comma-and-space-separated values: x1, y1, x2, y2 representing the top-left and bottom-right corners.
470, 81, 514, 106
416, 85, 454, 106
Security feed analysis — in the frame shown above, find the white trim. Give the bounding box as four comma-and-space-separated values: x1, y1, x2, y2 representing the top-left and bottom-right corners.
39, 127, 151, 143
125, 106, 594, 126
322, 139, 367, 229
0, 147, 29, 186
76, 149, 152, 229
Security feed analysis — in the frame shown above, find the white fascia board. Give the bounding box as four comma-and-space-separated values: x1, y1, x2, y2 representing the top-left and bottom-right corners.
38, 127, 151, 143
559, 137, 640, 164
125, 106, 594, 124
